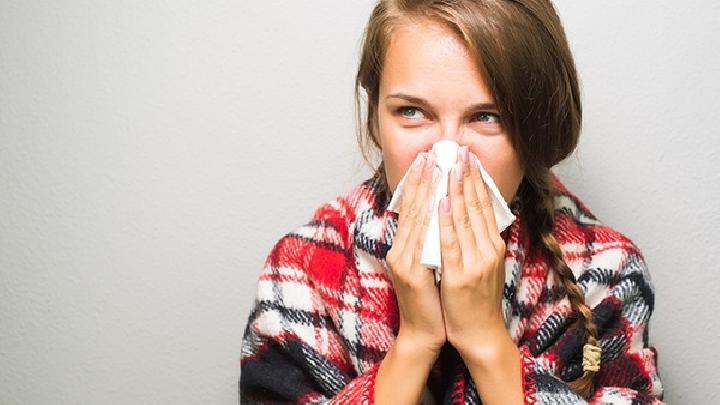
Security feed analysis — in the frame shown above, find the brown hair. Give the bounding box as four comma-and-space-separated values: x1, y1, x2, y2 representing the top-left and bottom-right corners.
354, 0, 598, 398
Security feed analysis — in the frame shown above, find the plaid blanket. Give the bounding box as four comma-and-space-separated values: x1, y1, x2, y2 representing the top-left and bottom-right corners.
239, 172, 664, 404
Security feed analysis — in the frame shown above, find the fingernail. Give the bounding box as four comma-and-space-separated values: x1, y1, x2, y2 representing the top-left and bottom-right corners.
461, 146, 469, 164
432, 166, 440, 183
425, 153, 435, 169
441, 196, 451, 213
469, 152, 478, 169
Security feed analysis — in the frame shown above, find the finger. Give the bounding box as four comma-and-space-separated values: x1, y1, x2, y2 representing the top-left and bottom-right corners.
469, 152, 504, 249
438, 195, 462, 278
406, 154, 439, 267
412, 165, 441, 284
394, 152, 427, 254
459, 148, 494, 254
448, 158, 478, 269
413, 164, 441, 256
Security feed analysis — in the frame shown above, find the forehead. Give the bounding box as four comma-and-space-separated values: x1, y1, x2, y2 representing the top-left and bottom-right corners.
380, 19, 491, 97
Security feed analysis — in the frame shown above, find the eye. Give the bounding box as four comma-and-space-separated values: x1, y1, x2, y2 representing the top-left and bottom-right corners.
396, 106, 426, 119
472, 111, 501, 124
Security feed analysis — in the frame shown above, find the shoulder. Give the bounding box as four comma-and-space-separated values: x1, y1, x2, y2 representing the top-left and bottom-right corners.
259, 178, 376, 284
548, 172, 656, 305
549, 171, 640, 252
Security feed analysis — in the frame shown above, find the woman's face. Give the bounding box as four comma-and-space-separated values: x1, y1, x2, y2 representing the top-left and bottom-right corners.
378, 20, 524, 204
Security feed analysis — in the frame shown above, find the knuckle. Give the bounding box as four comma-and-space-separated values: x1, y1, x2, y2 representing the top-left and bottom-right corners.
445, 276, 469, 290
480, 197, 493, 211
405, 276, 423, 290
385, 250, 398, 266
487, 253, 502, 268
442, 240, 461, 258
407, 203, 420, 219
439, 232, 451, 248
414, 209, 426, 227
468, 198, 483, 212
415, 238, 426, 253
458, 213, 472, 230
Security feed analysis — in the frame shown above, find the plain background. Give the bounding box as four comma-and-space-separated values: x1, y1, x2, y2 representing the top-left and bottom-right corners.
1, 1, 719, 404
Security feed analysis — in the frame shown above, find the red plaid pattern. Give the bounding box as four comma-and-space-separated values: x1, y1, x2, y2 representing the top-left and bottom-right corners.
239, 172, 664, 404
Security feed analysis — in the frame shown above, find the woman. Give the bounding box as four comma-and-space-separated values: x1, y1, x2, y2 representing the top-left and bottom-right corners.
239, 0, 664, 403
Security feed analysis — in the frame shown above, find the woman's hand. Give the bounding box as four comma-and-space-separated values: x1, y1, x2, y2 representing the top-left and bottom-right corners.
437, 145, 512, 360
385, 151, 446, 354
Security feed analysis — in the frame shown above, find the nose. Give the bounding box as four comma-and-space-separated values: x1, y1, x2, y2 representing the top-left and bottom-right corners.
434, 120, 468, 150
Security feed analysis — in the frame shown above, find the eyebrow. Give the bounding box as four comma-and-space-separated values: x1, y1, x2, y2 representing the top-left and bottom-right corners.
386, 93, 498, 111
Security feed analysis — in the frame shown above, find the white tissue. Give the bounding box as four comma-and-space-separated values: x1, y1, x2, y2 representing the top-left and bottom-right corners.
386, 140, 516, 283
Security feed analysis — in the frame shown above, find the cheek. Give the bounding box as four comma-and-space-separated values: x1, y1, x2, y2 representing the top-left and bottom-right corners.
383, 146, 425, 193
382, 141, 434, 193
378, 115, 433, 192
469, 143, 524, 203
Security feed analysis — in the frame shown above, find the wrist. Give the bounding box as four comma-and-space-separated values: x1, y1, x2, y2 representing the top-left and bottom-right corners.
460, 333, 524, 405
453, 327, 515, 367
394, 331, 443, 366
375, 332, 441, 404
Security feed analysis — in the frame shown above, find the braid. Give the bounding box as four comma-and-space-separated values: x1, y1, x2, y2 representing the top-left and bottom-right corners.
518, 171, 599, 399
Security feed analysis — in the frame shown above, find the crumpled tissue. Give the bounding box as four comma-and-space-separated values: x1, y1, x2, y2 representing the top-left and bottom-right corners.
386, 140, 516, 283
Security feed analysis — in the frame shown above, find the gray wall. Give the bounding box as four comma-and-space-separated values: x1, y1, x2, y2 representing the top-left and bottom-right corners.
1, 1, 718, 404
